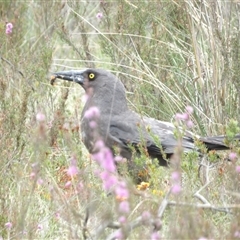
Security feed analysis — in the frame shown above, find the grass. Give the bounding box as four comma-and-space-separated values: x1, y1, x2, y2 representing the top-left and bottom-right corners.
1, 1, 240, 239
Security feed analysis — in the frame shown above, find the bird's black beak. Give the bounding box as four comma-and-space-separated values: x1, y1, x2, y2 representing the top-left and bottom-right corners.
51, 70, 85, 85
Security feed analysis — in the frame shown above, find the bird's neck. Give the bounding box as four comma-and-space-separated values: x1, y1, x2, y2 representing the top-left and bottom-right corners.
84, 87, 128, 116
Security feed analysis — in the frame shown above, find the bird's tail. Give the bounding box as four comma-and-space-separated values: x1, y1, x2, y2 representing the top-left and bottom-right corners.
200, 134, 240, 151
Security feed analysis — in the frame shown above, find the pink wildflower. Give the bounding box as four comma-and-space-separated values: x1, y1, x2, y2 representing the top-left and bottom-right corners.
37, 224, 43, 230
96, 12, 103, 19
66, 156, 79, 177
94, 139, 105, 150
119, 201, 130, 213
100, 171, 117, 191
65, 181, 72, 188
36, 112, 46, 122
186, 120, 194, 128
89, 120, 97, 129
151, 231, 160, 240
84, 106, 100, 119
66, 165, 79, 177
6, 23, 13, 29
175, 113, 189, 121
102, 148, 116, 172
5, 22, 13, 35
186, 105, 194, 114
171, 171, 180, 181
118, 216, 126, 223
6, 28, 12, 34
236, 166, 240, 173
115, 155, 124, 162
229, 152, 237, 160
55, 212, 60, 219
171, 184, 182, 195
234, 231, 240, 238
115, 183, 129, 200
5, 222, 12, 229
114, 229, 123, 239
30, 172, 36, 179
37, 178, 44, 185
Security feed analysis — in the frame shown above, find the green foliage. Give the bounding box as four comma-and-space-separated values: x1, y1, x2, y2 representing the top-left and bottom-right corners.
226, 119, 240, 141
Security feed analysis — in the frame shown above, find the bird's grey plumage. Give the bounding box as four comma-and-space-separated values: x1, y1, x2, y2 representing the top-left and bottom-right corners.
52, 68, 238, 166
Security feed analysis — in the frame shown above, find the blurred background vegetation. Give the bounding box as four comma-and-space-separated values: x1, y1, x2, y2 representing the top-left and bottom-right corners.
1, 1, 240, 239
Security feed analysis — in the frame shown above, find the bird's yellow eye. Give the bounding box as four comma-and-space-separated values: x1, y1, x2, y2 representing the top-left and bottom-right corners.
89, 73, 95, 80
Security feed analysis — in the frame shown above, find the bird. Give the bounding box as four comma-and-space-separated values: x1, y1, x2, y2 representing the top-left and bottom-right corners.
51, 68, 238, 169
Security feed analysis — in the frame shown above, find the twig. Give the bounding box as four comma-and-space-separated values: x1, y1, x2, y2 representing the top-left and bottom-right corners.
0, 55, 24, 77
93, 220, 117, 240
168, 201, 232, 213
157, 188, 172, 218
193, 180, 212, 204
83, 207, 90, 240
105, 216, 145, 240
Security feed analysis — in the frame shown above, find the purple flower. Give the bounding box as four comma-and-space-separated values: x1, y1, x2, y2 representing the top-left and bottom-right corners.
65, 181, 72, 188
36, 112, 46, 122
171, 171, 180, 181
234, 231, 240, 238
5, 222, 13, 229
96, 12, 103, 19
89, 120, 97, 129
151, 231, 160, 240
186, 105, 194, 114
171, 184, 182, 194
66, 165, 79, 177
30, 172, 36, 179
94, 139, 105, 150
236, 166, 240, 173
115, 155, 124, 162
55, 212, 60, 219
84, 106, 100, 119
115, 183, 129, 200
6, 28, 12, 34
37, 224, 43, 230
118, 216, 126, 223
93, 147, 116, 172
101, 148, 116, 172
229, 152, 237, 160
119, 200, 130, 213
6, 23, 13, 29
186, 120, 194, 128
37, 178, 44, 185
100, 171, 117, 190
66, 156, 79, 176
113, 229, 123, 239
175, 113, 189, 121
6, 22, 13, 35
92, 151, 105, 164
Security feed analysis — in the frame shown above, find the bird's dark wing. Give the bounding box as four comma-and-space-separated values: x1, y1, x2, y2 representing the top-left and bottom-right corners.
108, 111, 197, 158
142, 117, 197, 154
199, 135, 229, 150
109, 112, 145, 147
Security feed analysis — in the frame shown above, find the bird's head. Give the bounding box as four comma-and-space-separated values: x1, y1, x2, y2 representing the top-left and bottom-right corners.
51, 68, 128, 113
51, 68, 122, 92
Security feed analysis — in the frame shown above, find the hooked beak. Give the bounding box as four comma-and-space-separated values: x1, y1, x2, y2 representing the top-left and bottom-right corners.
51, 70, 86, 85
